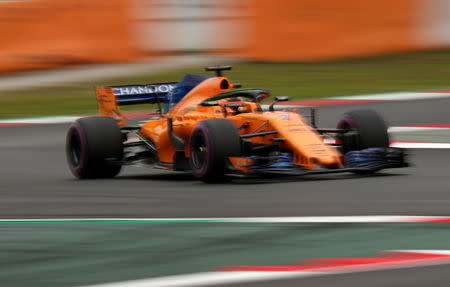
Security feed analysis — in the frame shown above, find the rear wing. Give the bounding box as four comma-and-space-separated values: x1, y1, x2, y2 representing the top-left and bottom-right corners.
95, 83, 177, 125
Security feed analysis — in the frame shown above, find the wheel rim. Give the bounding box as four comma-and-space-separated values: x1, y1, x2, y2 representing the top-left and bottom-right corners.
337, 118, 355, 131
337, 118, 358, 152
68, 130, 82, 168
191, 131, 207, 170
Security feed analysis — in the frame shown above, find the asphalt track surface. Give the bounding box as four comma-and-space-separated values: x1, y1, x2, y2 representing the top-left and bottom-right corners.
2, 97, 450, 286
2, 97, 450, 219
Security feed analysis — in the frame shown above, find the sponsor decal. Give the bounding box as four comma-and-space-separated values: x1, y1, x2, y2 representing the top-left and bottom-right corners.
113, 84, 176, 96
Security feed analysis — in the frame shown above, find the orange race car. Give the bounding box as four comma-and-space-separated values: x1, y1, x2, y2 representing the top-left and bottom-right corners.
65, 66, 407, 182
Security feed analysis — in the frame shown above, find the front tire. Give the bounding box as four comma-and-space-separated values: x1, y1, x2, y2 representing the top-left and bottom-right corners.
337, 109, 389, 152
337, 109, 389, 174
66, 117, 123, 179
189, 119, 241, 182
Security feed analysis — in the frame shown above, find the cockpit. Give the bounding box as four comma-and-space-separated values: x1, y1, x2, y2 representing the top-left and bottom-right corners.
198, 89, 270, 116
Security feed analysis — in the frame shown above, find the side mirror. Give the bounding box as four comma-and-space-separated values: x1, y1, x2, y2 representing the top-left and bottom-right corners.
269, 96, 290, 111
233, 83, 243, 89
274, 96, 289, 102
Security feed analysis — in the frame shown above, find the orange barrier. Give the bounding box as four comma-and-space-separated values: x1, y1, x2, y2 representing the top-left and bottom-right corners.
244, 0, 416, 61
1, 0, 446, 71
0, 0, 137, 73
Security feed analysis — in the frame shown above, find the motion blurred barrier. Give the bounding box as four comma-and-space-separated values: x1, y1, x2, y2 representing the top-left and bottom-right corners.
0, 0, 137, 74
242, 0, 450, 61
2, 0, 450, 73
133, 0, 250, 54
244, 0, 415, 61
138, 0, 450, 61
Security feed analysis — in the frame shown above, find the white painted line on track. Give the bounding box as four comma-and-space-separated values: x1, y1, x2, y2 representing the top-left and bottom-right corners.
81, 271, 327, 287
223, 216, 437, 223
394, 250, 450, 255
390, 142, 450, 149
0, 215, 449, 223
331, 92, 450, 101
0, 115, 80, 124
388, 126, 450, 133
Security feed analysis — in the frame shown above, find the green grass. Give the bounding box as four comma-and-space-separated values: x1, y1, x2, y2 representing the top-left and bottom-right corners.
2, 50, 450, 119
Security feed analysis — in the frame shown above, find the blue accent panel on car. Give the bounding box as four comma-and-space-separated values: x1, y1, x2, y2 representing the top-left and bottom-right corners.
247, 155, 297, 171
164, 74, 212, 113
345, 148, 386, 167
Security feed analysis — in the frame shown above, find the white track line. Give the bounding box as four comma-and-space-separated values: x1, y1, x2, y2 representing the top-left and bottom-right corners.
222, 216, 439, 223
394, 250, 450, 255
390, 142, 450, 149
81, 263, 450, 287
0, 115, 80, 124
82, 271, 326, 287
331, 92, 450, 101
0, 215, 447, 223
388, 126, 450, 132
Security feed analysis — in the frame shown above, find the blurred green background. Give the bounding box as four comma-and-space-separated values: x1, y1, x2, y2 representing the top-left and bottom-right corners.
3, 51, 450, 119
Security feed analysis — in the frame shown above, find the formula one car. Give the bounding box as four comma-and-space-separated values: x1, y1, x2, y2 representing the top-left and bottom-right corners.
66, 66, 407, 182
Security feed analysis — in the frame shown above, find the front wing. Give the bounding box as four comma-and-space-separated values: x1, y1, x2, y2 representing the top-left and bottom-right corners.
229, 147, 408, 176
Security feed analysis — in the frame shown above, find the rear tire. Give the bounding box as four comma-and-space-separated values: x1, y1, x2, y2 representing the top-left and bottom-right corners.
337, 109, 389, 152
189, 119, 241, 182
66, 117, 123, 179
